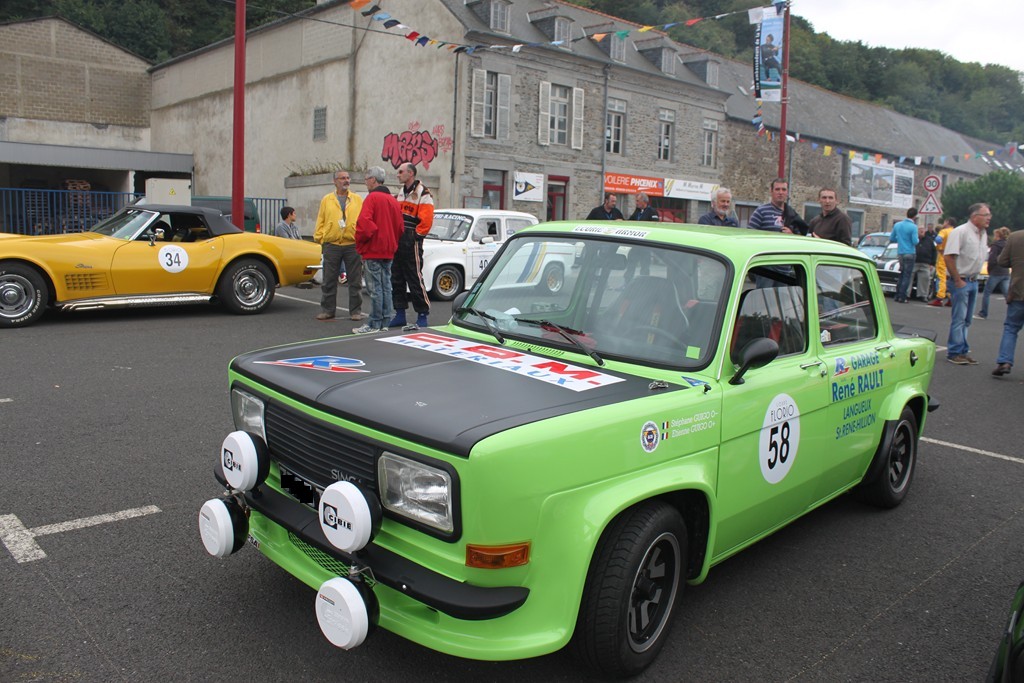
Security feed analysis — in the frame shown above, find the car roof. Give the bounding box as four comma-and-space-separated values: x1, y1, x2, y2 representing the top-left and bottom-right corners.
524, 220, 874, 264
433, 209, 538, 220
122, 204, 243, 236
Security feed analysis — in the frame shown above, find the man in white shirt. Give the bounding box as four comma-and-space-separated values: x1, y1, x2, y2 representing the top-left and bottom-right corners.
942, 202, 991, 365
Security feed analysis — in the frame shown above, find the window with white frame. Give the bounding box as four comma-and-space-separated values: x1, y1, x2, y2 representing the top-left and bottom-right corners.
701, 118, 718, 167
610, 34, 626, 62
658, 109, 674, 161
606, 98, 626, 155
549, 84, 570, 145
661, 50, 676, 75
538, 82, 584, 149
489, 0, 510, 33
554, 17, 572, 46
471, 69, 511, 139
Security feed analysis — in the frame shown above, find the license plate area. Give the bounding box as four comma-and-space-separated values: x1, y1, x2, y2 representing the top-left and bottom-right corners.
279, 465, 324, 510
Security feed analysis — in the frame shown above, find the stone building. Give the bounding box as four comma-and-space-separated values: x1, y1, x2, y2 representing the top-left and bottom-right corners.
0, 16, 191, 203
147, 0, 1021, 236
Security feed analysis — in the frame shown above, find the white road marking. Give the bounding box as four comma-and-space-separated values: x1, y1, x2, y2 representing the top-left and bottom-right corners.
0, 505, 161, 563
922, 436, 1024, 465
0, 398, 11, 403
276, 292, 318, 305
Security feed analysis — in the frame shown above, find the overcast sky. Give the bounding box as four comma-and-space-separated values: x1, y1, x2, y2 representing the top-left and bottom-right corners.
794, 0, 1024, 74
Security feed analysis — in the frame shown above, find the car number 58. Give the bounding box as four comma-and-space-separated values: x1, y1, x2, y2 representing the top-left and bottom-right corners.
760, 393, 800, 484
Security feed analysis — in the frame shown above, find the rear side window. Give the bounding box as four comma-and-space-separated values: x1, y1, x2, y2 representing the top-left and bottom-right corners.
815, 264, 878, 346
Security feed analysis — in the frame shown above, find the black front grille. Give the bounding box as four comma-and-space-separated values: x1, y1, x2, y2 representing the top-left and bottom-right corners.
265, 401, 378, 489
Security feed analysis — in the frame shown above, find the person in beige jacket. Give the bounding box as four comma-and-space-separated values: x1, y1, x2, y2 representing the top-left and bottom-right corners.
314, 170, 364, 321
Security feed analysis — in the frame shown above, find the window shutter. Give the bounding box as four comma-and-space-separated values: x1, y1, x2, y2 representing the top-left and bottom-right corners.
571, 87, 585, 150
497, 73, 511, 140
471, 69, 485, 138
538, 81, 551, 146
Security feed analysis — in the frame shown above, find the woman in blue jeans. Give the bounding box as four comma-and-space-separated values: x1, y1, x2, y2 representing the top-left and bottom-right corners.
978, 227, 1011, 319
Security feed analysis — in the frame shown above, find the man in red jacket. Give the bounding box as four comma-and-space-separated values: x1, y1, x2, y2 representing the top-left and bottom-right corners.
354, 166, 404, 333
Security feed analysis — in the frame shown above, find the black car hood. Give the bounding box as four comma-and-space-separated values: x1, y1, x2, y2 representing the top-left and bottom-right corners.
231, 328, 686, 457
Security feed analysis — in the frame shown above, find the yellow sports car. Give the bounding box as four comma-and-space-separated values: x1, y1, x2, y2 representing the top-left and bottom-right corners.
0, 204, 321, 328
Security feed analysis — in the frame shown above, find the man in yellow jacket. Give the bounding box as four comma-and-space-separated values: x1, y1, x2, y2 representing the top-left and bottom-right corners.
929, 217, 955, 307
314, 170, 365, 321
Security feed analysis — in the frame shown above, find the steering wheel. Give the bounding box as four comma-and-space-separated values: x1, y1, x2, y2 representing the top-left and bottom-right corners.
632, 323, 686, 346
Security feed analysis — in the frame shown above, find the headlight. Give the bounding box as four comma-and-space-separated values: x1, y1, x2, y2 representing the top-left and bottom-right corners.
378, 452, 453, 533
231, 388, 265, 442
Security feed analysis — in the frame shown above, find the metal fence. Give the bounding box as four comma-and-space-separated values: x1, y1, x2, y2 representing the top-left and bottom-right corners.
0, 189, 287, 235
0, 188, 143, 235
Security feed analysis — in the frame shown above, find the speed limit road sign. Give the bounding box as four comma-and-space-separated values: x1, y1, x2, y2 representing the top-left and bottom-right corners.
923, 175, 941, 193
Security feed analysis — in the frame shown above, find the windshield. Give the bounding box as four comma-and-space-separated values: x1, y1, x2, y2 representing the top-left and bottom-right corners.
454, 234, 730, 368
427, 212, 473, 241
91, 209, 157, 239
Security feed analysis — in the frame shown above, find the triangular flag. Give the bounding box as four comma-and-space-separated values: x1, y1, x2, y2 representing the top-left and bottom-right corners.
405, 31, 421, 42
615, 30, 630, 39
361, 4, 381, 16
987, 150, 995, 156
382, 19, 399, 28
685, 18, 703, 26
823, 145, 832, 156
512, 44, 524, 53
372, 13, 390, 21
898, 156, 906, 163
638, 26, 654, 32
350, 0, 372, 8
848, 151, 856, 159
416, 36, 429, 46
591, 33, 608, 42
874, 153, 883, 163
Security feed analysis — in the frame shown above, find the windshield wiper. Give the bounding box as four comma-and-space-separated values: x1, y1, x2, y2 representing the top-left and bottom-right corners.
514, 318, 604, 367
454, 306, 505, 344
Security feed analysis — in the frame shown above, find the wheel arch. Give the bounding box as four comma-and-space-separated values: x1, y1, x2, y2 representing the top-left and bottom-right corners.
220, 253, 281, 286
0, 258, 57, 304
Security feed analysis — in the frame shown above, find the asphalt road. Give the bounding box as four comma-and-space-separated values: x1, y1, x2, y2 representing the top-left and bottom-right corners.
1, 286, 1022, 682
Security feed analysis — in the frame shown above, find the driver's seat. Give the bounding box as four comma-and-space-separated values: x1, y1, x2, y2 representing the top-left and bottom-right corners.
596, 276, 689, 348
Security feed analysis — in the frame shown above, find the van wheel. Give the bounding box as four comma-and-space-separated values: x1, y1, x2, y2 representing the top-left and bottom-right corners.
218, 259, 275, 314
573, 501, 686, 678
431, 265, 463, 301
858, 406, 918, 508
0, 261, 49, 328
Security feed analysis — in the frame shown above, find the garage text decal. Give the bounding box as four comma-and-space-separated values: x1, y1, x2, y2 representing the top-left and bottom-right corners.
380, 332, 624, 391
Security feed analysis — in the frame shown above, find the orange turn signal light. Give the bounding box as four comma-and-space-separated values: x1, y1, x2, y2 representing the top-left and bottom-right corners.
466, 542, 531, 569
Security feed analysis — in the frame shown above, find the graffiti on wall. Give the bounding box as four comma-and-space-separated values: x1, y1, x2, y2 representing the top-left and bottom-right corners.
381, 121, 453, 170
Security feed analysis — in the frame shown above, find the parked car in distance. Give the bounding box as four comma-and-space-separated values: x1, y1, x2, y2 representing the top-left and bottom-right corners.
875, 242, 986, 298
198, 222, 938, 678
0, 204, 320, 327
856, 232, 892, 260
192, 196, 262, 233
422, 209, 539, 300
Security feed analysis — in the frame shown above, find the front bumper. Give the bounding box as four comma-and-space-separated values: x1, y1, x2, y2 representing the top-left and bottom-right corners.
216, 468, 529, 621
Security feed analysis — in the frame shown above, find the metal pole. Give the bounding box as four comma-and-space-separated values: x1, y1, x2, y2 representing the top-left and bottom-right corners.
777, 1, 791, 179
231, 0, 246, 230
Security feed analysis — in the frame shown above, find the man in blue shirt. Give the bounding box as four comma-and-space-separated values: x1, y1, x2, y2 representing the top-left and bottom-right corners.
889, 207, 920, 303
698, 187, 739, 227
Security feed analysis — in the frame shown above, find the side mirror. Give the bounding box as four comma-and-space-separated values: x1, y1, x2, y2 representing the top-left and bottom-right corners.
452, 291, 469, 316
729, 337, 779, 385
478, 236, 495, 245
148, 229, 159, 246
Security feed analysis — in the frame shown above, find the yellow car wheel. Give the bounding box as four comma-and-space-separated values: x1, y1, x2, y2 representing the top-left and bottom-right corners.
218, 259, 275, 315
0, 261, 49, 328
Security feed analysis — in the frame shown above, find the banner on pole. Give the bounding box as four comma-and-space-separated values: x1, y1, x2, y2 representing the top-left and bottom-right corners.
753, 6, 784, 102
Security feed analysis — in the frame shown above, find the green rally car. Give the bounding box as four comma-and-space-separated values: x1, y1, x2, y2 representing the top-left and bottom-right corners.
198, 222, 938, 677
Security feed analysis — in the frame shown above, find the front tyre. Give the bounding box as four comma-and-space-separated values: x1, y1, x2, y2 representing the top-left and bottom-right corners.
573, 501, 687, 678
0, 261, 49, 328
431, 265, 463, 301
218, 259, 275, 314
858, 406, 918, 508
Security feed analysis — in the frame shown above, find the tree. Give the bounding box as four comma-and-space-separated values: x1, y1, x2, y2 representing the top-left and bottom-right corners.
941, 171, 1024, 230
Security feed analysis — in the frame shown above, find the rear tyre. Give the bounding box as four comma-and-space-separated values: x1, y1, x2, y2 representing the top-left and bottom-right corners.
858, 406, 918, 508
0, 261, 48, 328
218, 259, 275, 314
431, 265, 463, 301
572, 501, 687, 678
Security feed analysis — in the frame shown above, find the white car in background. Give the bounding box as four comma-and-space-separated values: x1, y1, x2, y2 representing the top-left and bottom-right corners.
422, 209, 539, 300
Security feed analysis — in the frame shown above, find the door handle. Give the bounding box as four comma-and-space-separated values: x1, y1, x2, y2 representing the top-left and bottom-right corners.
799, 361, 823, 370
